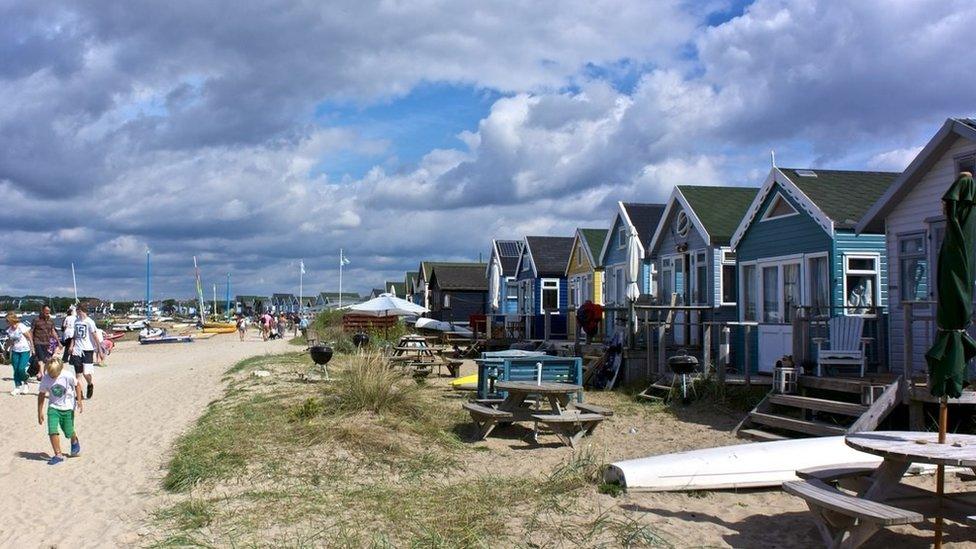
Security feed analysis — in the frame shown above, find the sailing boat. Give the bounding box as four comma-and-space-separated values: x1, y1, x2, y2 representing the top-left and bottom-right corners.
195, 257, 235, 332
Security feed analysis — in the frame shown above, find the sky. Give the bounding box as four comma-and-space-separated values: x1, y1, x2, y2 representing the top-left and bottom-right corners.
2, 0, 976, 300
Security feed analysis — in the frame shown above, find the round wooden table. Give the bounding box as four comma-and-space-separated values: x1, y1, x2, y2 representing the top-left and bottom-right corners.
494, 381, 582, 418
846, 431, 976, 501
846, 431, 976, 468
495, 381, 582, 394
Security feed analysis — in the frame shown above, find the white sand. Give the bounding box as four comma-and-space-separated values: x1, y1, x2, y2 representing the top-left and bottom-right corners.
0, 332, 292, 547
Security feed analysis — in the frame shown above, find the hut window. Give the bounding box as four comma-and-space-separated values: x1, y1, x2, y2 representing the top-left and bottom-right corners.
762, 266, 780, 323
506, 278, 518, 301
742, 264, 757, 321
676, 211, 690, 238
807, 255, 829, 315
693, 251, 708, 305
618, 226, 627, 249
576, 246, 583, 266
541, 279, 560, 313
843, 255, 879, 315
783, 263, 801, 323
720, 249, 736, 305
443, 294, 451, 309
898, 234, 928, 302
761, 193, 798, 221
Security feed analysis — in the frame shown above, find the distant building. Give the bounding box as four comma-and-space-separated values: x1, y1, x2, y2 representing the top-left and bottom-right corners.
515, 236, 574, 339
486, 239, 523, 316
427, 263, 488, 322
314, 292, 361, 311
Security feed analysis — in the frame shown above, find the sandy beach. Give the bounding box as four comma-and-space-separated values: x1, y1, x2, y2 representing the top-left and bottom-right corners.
0, 332, 292, 548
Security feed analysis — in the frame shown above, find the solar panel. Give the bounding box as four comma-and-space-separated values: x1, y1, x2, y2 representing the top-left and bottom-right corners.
795, 169, 817, 177
497, 240, 521, 257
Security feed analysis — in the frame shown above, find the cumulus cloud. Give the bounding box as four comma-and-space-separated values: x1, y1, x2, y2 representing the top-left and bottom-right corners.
2, 0, 976, 298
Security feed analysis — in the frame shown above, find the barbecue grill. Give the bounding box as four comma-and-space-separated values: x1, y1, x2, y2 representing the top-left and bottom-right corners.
668, 350, 698, 404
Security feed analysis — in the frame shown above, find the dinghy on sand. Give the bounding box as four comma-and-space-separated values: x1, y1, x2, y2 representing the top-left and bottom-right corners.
604, 437, 885, 492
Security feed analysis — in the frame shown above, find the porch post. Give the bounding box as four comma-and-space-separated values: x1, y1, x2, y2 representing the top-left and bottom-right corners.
744, 324, 752, 387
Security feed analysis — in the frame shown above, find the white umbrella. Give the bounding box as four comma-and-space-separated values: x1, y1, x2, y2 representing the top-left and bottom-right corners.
488, 258, 501, 312
625, 227, 643, 302
349, 293, 428, 317
625, 226, 643, 333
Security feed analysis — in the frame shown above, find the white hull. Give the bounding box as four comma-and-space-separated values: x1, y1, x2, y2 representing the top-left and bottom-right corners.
604, 437, 883, 492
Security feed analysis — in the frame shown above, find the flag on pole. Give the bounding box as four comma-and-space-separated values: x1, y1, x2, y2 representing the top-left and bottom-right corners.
300, 259, 306, 275
341, 251, 350, 266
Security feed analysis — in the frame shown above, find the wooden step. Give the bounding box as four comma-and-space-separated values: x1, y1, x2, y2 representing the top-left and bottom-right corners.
798, 376, 872, 394
768, 394, 868, 416
738, 428, 788, 442
749, 412, 846, 437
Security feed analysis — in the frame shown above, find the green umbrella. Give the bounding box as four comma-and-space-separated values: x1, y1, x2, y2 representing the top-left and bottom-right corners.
924, 171, 976, 549
925, 172, 976, 398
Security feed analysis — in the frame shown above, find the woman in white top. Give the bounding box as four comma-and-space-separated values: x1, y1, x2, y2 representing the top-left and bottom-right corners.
5, 312, 33, 395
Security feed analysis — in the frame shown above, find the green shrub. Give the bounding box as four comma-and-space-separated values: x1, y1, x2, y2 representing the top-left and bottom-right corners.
329, 353, 422, 418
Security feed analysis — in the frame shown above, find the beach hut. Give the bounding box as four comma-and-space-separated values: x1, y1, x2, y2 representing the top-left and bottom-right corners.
566, 228, 608, 336
314, 292, 361, 311
598, 202, 666, 333
514, 236, 574, 340
486, 239, 524, 316
426, 263, 489, 322
404, 272, 419, 303
647, 185, 758, 348
730, 167, 898, 373
413, 261, 478, 310
857, 117, 976, 378
271, 293, 298, 313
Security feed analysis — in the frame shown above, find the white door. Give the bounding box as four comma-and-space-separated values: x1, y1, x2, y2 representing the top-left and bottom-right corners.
758, 325, 792, 373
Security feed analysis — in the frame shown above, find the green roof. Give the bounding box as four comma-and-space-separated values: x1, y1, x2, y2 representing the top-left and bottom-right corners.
678, 186, 759, 245
780, 168, 898, 229
579, 228, 609, 266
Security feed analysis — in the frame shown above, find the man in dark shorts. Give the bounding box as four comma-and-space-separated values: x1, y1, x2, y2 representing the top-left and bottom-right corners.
30, 305, 57, 379
61, 305, 77, 363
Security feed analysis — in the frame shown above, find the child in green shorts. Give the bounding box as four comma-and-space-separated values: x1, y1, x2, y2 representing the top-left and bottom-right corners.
37, 359, 83, 465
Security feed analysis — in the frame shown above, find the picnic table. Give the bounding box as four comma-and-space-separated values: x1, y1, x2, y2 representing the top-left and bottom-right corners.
785, 431, 976, 548
386, 336, 461, 377
463, 380, 608, 447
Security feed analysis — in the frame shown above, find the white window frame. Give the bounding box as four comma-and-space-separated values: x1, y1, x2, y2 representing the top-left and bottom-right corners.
576, 245, 583, 267
617, 226, 627, 250
841, 252, 881, 317
676, 211, 690, 237
739, 261, 758, 321
540, 278, 560, 314
760, 192, 799, 222
719, 247, 737, 306
691, 250, 708, 305
443, 294, 451, 309
803, 252, 830, 314
740, 253, 804, 323
505, 277, 518, 302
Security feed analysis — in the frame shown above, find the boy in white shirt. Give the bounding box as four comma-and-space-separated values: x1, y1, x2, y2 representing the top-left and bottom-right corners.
37, 359, 83, 465
67, 305, 102, 399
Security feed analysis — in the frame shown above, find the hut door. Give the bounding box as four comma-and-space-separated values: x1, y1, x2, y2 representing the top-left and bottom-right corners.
674, 254, 688, 345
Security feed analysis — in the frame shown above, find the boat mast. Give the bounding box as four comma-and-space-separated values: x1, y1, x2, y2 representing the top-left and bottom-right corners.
193, 256, 205, 321
225, 273, 232, 320
146, 249, 152, 321
71, 262, 79, 304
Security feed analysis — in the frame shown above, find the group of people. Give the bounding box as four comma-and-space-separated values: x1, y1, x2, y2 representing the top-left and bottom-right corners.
5, 304, 104, 465
248, 311, 307, 341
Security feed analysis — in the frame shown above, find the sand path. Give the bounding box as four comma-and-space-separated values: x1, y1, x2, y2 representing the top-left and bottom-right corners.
0, 332, 292, 548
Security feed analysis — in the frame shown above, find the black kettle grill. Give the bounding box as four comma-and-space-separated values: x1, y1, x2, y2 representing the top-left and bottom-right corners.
668, 349, 699, 404
309, 344, 334, 366
352, 332, 370, 348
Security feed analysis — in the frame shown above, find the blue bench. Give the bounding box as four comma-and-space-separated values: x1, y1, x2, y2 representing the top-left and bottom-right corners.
476, 351, 583, 402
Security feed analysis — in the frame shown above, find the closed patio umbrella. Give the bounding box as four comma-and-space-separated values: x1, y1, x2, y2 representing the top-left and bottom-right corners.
924, 171, 976, 548
625, 226, 643, 332
488, 258, 501, 312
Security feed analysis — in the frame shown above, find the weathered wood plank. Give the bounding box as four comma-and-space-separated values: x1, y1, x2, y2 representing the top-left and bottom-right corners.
769, 394, 868, 416
783, 479, 924, 526
749, 412, 846, 436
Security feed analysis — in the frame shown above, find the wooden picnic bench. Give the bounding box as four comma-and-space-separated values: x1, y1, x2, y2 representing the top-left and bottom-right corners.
531, 412, 606, 448
783, 478, 923, 549
462, 402, 513, 440
573, 402, 614, 417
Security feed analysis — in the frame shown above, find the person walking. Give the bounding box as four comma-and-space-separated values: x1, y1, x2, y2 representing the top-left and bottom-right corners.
31, 305, 58, 380
67, 305, 102, 399
61, 305, 77, 363
37, 358, 82, 465
5, 313, 33, 395
236, 315, 247, 341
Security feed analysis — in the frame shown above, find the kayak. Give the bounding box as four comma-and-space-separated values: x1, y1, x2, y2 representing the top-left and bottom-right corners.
203, 322, 236, 330
201, 326, 236, 334
139, 335, 193, 344
451, 374, 477, 391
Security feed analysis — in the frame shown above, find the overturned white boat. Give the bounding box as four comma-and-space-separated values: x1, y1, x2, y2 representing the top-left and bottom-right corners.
414, 317, 473, 336
604, 437, 886, 492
